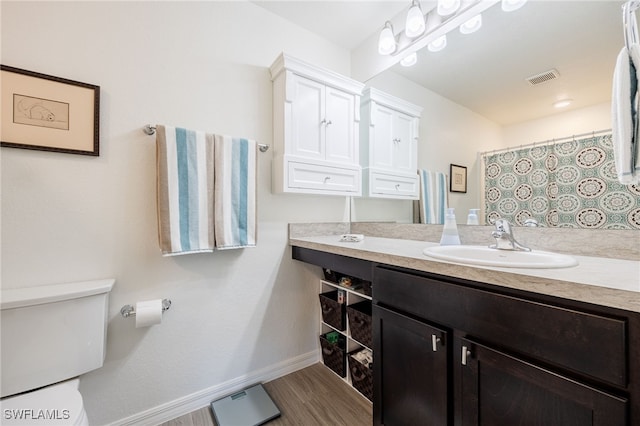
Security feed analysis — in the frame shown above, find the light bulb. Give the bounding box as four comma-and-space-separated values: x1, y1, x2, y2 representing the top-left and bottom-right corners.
428, 34, 447, 52
460, 14, 482, 34
405, 1, 425, 38
502, 0, 527, 12
437, 0, 460, 16
378, 21, 396, 55
400, 52, 418, 67
553, 99, 572, 108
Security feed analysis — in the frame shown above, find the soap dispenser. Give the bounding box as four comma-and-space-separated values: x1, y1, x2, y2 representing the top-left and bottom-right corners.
467, 209, 480, 225
440, 208, 461, 245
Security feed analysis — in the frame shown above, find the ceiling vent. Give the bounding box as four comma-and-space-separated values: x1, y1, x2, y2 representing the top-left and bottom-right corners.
526, 69, 560, 86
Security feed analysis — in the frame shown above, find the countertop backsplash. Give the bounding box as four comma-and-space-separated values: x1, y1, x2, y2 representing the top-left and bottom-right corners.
289, 222, 640, 261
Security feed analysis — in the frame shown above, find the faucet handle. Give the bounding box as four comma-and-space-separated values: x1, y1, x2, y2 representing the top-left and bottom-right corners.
494, 218, 511, 232
491, 218, 531, 251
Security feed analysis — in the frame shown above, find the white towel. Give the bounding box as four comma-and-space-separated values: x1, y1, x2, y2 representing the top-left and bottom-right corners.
612, 45, 640, 184
418, 170, 448, 224
156, 125, 215, 256
214, 135, 257, 249
631, 44, 640, 182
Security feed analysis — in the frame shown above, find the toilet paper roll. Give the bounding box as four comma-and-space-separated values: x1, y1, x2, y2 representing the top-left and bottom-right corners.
135, 299, 163, 328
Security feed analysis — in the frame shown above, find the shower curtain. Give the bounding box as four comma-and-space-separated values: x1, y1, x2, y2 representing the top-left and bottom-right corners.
484, 134, 640, 229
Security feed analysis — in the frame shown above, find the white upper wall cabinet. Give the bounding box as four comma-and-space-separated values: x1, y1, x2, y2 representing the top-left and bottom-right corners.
270, 53, 365, 196
360, 88, 422, 199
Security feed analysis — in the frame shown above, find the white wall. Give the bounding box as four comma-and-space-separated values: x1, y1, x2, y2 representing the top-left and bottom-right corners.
502, 101, 612, 146
364, 70, 503, 222
1, 2, 355, 424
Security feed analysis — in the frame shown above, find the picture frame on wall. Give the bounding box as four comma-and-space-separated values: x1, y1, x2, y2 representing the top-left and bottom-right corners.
1, 65, 100, 156
450, 164, 467, 193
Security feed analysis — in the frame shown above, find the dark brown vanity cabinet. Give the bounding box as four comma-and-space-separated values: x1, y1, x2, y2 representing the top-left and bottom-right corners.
456, 338, 627, 425
373, 304, 449, 425
291, 246, 639, 426
373, 265, 633, 426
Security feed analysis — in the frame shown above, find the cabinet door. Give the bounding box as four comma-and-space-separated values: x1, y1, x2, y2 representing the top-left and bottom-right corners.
457, 338, 628, 426
393, 112, 416, 173
374, 305, 449, 426
324, 86, 357, 165
290, 75, 325, 160
370, 104, 395, 170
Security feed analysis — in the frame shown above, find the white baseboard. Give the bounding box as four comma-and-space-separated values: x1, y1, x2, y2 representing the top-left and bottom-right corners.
109, 351, 320, 426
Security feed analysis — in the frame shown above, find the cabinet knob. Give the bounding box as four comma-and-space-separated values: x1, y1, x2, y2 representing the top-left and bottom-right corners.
395, 184, 400, 191
431, 334, 441, 352
462, 345, 472, 366
326, 119, 332, 126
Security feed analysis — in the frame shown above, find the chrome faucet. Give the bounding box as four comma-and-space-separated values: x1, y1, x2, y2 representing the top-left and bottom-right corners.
490, 219, 531, 251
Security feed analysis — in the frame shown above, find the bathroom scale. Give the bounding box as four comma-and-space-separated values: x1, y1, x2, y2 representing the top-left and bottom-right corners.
210, 383, 281, 426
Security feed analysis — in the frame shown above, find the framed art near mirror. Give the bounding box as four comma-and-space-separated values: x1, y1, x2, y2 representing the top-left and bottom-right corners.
450, 164, 467, 193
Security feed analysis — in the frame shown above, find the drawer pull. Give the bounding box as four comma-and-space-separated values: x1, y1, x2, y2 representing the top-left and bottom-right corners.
395, 184, 400, 191
323, 176, 331, 183
431, 334, 441, 352
462, 345, 472, 366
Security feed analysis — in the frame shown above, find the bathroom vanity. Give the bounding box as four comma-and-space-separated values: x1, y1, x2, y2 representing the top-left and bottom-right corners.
290, 233, 640, 426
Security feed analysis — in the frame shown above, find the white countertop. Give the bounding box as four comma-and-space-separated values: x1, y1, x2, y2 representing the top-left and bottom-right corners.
290, 235, 640, 313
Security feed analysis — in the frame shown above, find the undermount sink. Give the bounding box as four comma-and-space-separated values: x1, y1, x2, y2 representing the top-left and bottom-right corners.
423, 245, 578, 269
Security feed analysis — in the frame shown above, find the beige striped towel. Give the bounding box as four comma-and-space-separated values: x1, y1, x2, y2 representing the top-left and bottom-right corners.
214, 135, 257, 249
156, 125, 215, 256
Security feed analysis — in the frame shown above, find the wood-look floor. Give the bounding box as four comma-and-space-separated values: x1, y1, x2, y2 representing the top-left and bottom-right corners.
159, 363, 372, 426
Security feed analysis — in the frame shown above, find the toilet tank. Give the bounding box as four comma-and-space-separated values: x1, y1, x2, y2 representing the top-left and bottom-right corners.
1, 279, 115, 398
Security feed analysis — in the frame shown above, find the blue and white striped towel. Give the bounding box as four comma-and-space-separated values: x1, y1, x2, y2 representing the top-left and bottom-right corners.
156, 125, 215, 256
214, 135, 257, 249
418, 170, 448, 224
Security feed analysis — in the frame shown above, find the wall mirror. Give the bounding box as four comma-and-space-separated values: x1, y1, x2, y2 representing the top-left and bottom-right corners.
351, 0, 632, 227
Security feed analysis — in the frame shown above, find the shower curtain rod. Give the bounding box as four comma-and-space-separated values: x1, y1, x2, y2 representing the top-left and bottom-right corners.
480, 128, 612, 157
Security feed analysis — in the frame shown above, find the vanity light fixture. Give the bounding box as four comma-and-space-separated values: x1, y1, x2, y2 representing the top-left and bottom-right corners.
438, 0, 461, 16
405, 0, 426, 38
376, 0, 501, 60
460, 14, 482, 34
378, 21, 397, 55
502, 0, 527, 12
428, 34, 447, 52
400, 52, 418, 67
553, 99, 572, 108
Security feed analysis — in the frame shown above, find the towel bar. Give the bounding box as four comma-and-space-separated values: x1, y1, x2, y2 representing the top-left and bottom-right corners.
120, 298, 172, 318
143, 125, 269, 152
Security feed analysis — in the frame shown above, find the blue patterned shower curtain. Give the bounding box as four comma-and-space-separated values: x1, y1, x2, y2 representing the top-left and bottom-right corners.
484, 134, 640, 229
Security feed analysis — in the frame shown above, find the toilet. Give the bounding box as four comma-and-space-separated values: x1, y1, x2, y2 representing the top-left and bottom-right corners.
0, 279, 115, 425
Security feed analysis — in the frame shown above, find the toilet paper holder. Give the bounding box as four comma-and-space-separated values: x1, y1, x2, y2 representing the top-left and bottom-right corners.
120, 299, 172, 318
